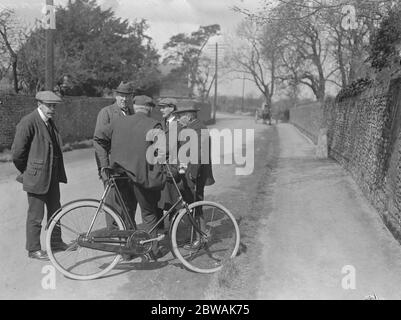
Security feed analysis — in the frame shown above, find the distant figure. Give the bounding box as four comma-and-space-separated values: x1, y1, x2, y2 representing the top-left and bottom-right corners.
54, 75, 83, 96
11, 91, 68, 261
262, 103, 271, 125
316, 128, 328, 159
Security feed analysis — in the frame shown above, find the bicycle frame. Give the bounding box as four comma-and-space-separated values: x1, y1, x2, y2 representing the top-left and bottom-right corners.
85, 175, 136, 237
81, 164, 207, 254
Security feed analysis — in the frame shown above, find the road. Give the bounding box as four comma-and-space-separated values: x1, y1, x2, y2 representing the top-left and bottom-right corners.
1, 113, 401, 300
0, 112, 267, 300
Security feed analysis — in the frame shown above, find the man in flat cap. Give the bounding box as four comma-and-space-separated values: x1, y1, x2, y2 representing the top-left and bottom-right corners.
158, 98, 178, 130
157, 98, 180, 217
93, 82, 137, 227
11, 91, 68, 261
94, 95, 168, 260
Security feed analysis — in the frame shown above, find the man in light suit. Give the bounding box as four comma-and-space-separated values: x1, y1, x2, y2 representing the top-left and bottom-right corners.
157, 98, 181, 213
12, 91, 68, 261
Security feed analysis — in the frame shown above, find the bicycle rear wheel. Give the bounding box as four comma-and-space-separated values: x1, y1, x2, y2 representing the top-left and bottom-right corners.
46, 200, 125, 280
171, 201, 240, 274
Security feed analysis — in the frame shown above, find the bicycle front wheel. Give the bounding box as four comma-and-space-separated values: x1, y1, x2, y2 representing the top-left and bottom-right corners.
171, 201, 240, 274
46, 200, 125, 280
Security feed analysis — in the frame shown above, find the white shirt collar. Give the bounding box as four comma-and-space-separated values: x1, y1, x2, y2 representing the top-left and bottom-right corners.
37, 107, 49, 124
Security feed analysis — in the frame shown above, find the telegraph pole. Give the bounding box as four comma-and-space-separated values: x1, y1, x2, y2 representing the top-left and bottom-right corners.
241, 73, 245, 112
45, 0, 55, 90
212, 42, 218, 123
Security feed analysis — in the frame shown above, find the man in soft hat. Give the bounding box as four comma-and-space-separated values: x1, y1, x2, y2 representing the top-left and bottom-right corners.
174, 107, 215, 197
11, 91, 68, 261
93, 82, 137, 227
173, 107, 215, 250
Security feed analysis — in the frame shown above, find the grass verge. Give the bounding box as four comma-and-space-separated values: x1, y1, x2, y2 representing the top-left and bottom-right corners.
204, 125, 279, 300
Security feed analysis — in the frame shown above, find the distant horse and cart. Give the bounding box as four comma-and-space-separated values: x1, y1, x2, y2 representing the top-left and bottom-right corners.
255, 103, 272, 125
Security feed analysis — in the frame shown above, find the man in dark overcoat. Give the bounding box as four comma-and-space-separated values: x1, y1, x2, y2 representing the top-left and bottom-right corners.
11, 91, 68, 260
94, 95, 167, 259
93, 82, 137, 226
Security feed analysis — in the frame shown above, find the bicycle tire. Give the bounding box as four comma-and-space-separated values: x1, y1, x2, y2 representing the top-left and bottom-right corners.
171, 201, 240, 274
46, 200, 125, 280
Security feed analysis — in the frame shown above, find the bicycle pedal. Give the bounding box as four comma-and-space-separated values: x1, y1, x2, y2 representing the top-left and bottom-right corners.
141, 253, 153, 263
156, 233, 166, 241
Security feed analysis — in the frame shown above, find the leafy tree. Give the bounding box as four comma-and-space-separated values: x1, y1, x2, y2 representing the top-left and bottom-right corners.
369, 6, 401, 70
18, 0, 160, 96
163, 24, 220, 98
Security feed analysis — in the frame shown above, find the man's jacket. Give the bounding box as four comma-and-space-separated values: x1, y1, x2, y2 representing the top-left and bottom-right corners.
11, 109, 67, 194
94, 112, 166, 190
93, 103, 133, 169
184, 118, 215, 187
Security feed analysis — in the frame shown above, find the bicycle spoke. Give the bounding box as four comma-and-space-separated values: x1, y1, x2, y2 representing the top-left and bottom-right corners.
57, 222, 81, 236
171, 202, 239, 273
46, 201, 124, 280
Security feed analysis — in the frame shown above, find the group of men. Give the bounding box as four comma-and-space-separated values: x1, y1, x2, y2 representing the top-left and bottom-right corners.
11, 82, 214, 261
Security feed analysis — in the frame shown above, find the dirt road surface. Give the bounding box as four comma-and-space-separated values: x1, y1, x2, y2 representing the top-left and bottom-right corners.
0, 113, 267, 300
2, 114, 401, 300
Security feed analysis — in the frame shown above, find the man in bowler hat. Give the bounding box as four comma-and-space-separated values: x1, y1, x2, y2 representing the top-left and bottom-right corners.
11, 91, 68, 260
93, 82, 137, 226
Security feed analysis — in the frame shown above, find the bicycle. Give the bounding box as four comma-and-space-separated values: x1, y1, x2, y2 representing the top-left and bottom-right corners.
45, 164, 240, 280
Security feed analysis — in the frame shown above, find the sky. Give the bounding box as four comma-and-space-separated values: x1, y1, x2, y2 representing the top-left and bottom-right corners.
0, 0, 265, 97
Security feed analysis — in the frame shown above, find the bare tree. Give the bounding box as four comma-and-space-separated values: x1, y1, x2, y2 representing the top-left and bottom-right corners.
0, 8, 24, 93
196, 56, 215, 102
229, 20, 281, 113
232, 1, 339, 101
234, 0, 397, 93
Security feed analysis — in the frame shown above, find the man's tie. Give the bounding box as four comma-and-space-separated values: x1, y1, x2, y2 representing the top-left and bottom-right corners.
46, 121, 62, 158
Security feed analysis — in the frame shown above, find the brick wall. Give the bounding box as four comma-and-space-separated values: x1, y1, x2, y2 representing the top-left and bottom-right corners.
0, 94, 113, 151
